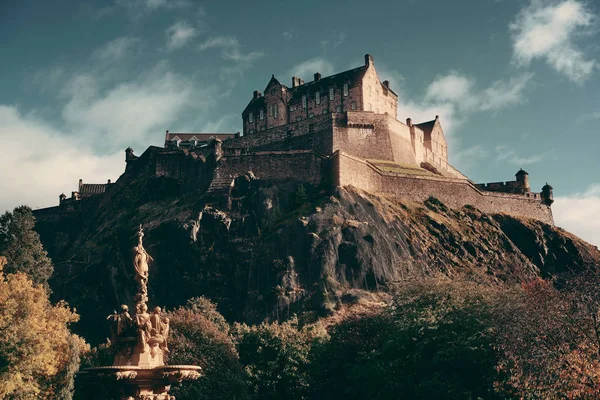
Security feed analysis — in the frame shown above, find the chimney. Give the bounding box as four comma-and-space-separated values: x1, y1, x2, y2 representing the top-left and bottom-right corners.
314, 72, 321, 81
292, 76, 299, 87
364, 54, 373, 66
107, 179, 111, 184
78, 179, 83, 191
435, 115, 439, 120
253, 90, 259, 99
383, 80, 390, 88
406, 118, 412, 127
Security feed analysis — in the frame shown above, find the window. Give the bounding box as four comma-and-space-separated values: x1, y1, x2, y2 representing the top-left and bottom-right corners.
315, 90, 321, 105
296, 116, 302, 122
309, 113, 314, 119
336, 105, 342, 112
343, 82, 349, 97
290, 104, 297, 112
302, 95, 307, 109
249, 129, 254, 134
329, 87, 334, 101
322, 108, 328, 115
268, 105, 273, 117
274, 104, 278, 119
259, 109, 264, 120
351, 102, 357, 110
249, 113, 254, 123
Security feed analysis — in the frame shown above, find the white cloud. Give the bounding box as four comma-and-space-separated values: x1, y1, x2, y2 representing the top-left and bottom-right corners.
510, 0, 596, 83
115, 0, 191, 18
320, 32, 346, 49
198, 36, 264, 63
165, 21, 197, 51
554, 184, 600, 247
288, 58, 334, 81
424, 72, 533, 112
61, 62, 196, 151
452, 145, 491, 169
92, 36, 140, 62
495, 145, 545, 165
0, 106, 124, 212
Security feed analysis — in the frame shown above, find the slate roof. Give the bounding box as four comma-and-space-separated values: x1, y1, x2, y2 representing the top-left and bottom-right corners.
79, 183, 108, 196
165, 133, 236, 143
414, 119, 436, 137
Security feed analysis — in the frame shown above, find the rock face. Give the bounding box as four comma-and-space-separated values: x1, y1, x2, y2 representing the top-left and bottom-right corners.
34, 168, 600, 345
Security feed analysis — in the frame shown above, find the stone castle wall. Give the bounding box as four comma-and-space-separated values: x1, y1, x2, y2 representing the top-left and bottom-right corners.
214, 151, 329, 186
332, 152, 554, 225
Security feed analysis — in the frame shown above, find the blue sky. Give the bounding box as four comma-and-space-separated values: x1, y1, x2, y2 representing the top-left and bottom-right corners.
0, 0, 599, 246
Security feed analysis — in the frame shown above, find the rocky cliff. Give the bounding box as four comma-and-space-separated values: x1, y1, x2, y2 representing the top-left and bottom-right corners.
34, 164, 600, 345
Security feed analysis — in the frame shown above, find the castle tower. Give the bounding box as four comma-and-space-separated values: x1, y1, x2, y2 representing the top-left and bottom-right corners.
541, 183, 554, 206
515, 169, 530, 193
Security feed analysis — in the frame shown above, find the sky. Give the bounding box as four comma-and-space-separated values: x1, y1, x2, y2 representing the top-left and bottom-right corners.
0, 0, 598, 247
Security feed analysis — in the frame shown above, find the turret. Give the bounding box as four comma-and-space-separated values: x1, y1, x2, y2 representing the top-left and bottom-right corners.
125, 147, 138, 172
59, 193, 66, 206
515, 169, 530, 192
541, 183, 554, 206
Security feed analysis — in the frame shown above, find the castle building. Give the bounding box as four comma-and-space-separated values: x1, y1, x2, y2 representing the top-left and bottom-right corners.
40, 54, 555, 225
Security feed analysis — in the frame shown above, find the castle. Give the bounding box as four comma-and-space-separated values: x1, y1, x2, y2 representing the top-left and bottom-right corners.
48, 54, 555, 225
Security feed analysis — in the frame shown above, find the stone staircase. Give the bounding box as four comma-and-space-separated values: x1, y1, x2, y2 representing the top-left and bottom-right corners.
206, 176, 233, 196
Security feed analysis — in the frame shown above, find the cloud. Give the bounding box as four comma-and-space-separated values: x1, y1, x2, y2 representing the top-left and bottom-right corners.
198, 36, 264, 63
288, 57, 334, 81
320, 32, 346, 49
283, 31, 295, 41
114, 0, 192, 18
553, 184, 600, 247
165, 21, 197, 51
91, 36, 140, 62
0, 106, 124, 212
576, 111, 600, 124
510, 0, 597, 83
495, 145, 546, 165
61, 62, 197, 152
452, 145, 491, 169
425, 72, 533, 112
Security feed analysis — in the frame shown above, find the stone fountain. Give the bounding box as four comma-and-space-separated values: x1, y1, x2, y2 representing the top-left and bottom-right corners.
78, 225, 202, 400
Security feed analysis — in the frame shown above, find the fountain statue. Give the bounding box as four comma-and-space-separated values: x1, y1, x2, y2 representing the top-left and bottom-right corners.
78, 225, 202, 399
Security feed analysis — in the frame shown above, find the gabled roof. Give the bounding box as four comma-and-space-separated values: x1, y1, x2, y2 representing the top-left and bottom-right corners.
287, 65, 367, 100
79, 183, 108, 196
165, 133, 236, 142
414, 116, 441, 139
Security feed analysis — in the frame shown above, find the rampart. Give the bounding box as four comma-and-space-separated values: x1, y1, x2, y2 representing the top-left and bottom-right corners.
332, 152, 554, 225
214, 150, 329, 186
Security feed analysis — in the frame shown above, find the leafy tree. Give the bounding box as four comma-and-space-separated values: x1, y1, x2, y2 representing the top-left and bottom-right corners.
310, 279, 504, 400
494, 276, 600, 399
0, 206, 53, 287
167, 297, 249, 400
0, 259, 84, 399
233, 317, 325, 400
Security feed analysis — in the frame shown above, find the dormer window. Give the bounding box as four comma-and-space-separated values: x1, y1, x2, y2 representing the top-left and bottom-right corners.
249, 113, 254, 123
315, 90, 321, 105
302, 95, 307, 109
329, 87, 334, 101
259, 109, 264, 120
343, 82, 349, 97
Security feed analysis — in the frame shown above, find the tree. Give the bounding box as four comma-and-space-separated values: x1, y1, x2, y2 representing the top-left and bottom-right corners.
167, 297, 249, 400
310, 279, 504, 400
494, 276, 600, 399
233, 317, 325, 400
0, 206, 53, 287
0, 260, 84, 399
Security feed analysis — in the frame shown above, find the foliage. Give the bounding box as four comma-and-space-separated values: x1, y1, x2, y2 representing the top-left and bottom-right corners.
494, 276, 600, 399
233, 317, 326, 400
294, 184, 308, 207
166, 298, 249, 400
0, 205, 54, 288
0, 267, 84, 399
310, 279, 504, 400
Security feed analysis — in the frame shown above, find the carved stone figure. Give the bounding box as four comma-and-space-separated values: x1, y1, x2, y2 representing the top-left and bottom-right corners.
135, 303, 152, 353
107, 304, 133, 340
133, 225, 153, 294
